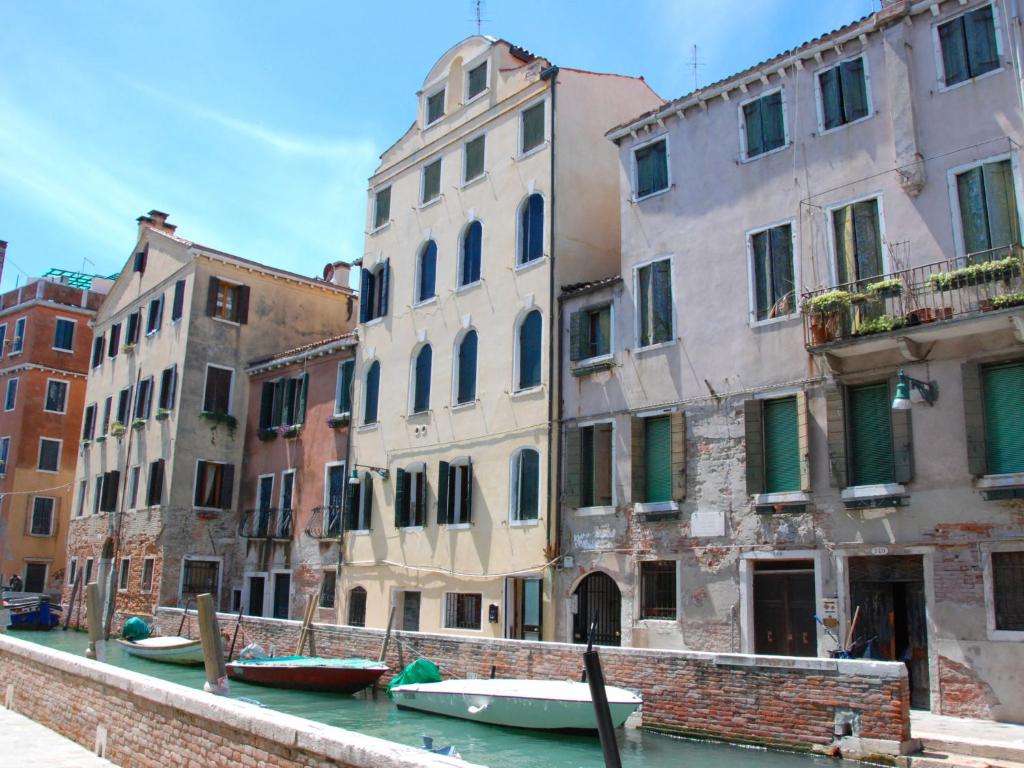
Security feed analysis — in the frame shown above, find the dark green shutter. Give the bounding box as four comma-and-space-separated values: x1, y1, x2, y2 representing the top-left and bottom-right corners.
437, 461, 450, 524
361, 475, 372, 530
564, 427, 581, 508
339, 360, 354, 413
522, 103, 544, 152
983, 361, 1024, 474
962, 362, 988, 475
743, 98, 764, 158
670, 412, 686, 501
940, 15, 969, 86
394, 468, 408, 527
221, 464, 235, 509
644, 416, 672, 503
744, 399, 766, 495
272, 380, 285, 427
848, 383, 895, 485
465, 461, 474, 523
379, 259, 390, 317
890, 377, 914, 484
344, 480, 359, 530
966, 5, 999, 78
296, 373, 309, 425
764, 397, 801, 493
569, 311, 586, 362
840, 58, 868, 123
631, 417, 645, 503
826, 386, 848, 488
762, 91, 785, 151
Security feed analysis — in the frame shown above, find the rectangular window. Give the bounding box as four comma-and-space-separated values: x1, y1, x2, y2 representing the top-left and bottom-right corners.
439, 460, 473, 525
467, 61, 487, 100
833, 198, 883, 284
395, 466, 426, 528
637, 259, 673, 347
93, 475, 103, 514
373, 186, 391, 230
116, 386, 132, 425
99, 469, 120, 513
993, 551, 1024, 631
512, 449, 540, 522
939, 4, 1000, 87
44, 380, 69, 413
319, 570, 337, 609
4, 378, 18, 411
0, 324, 6, 358
147, 459, 165, 506
101, 397, 112, 435
819, 56, 869, 131
134, 377, 153, 420
30, 497, 55, 536
570, 304, 611, 363
426, 88, 445, 124
133, 245, 147, 273
146, 295, 163, 334
750, 223, 795, 321
38, 438, 61, 472
53, 318, 75, 351
463, 135, 485, 183
203, 366, 233, 414
643, 416, 672, 503
634, 139, 669, 199
125, 310, 140, 345
347, 587, 367, 626
195, 460, 233, 509
84, 558, 94, 584
76, 479, 87, 517
107, 322, 121, 357
0, 437, 8, 477
982, 360, 1024, 474
521, 102, 545, 154
955, 159, 1019, 259
172, 279, 186, 322
141, 558, 155, 592
421, 159, 442, 204
335, 360, 354, 414
444, 592, 482, 630
11, 317, 26, 354
640, 561, 677, 619
159, 365, 177, 411
580, 423, 613, 508
848, 382, 895, 485
128, 465, 141, 509
91, 335, 104, 368
181, 559, 219, 601
82, 404, 96, 441
67, 558, 77, 585
118, 558, 130, 591
207, 278, 249, 323
763, 397, 801, 493
742, 90, 786, 159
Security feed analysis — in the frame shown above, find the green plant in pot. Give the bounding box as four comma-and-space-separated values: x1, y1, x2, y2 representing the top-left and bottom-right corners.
853, 314, 906, 337
803, 290, 853, 343
928, 255, 1022, 291
866, 278, 903, 299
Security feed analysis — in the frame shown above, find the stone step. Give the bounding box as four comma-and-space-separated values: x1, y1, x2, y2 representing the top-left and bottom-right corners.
908, 751, 1024, 768
918, 736, 1024, 764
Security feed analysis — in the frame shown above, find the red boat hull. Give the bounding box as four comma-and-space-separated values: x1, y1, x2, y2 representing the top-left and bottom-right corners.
226, 663, 386, 694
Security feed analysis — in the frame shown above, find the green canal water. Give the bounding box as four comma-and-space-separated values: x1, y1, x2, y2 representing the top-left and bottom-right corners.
17, 630, 856, 768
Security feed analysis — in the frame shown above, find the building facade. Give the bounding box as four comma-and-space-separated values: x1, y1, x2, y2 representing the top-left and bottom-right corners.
560, 0, 1024, 721
343, 37, 661, 638
0, 245, 109, 596
64, 212, 356, 625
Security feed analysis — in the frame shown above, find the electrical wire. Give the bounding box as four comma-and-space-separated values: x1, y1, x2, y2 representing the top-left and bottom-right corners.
339, 556, 561, 579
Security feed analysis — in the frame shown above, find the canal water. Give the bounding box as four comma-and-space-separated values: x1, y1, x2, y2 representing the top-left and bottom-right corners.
17, 630, 856, 768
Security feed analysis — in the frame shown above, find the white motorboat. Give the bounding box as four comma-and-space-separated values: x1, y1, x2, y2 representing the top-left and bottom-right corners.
115, 635, 205, 665
390, 678, 641, 731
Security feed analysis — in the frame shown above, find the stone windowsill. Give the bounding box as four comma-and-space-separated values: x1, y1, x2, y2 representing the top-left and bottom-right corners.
976, 473, 1024, 490
840, 483, 906, 502
753, 491, 810, 506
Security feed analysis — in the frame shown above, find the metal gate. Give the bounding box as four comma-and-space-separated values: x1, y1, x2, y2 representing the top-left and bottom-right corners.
572, 571, 621, 646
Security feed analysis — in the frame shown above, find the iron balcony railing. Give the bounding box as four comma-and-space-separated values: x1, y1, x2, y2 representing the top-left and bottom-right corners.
801, 246, 1024, 348
304, 504, 344, 539
238, 507, 294, 540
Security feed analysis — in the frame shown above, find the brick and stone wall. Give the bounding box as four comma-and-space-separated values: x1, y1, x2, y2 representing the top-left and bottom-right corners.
0, 633, 472, 768
156, 607, 912, 759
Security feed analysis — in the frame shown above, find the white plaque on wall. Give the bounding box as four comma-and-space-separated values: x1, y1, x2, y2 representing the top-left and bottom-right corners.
690, 510, 726, 538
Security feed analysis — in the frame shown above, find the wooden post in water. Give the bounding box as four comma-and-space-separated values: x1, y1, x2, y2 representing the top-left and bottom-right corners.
197, 593, 228, 695
379, 604, 396, 662
85, 583, 105, 661
295, 594, 317, 656
63, 572, 82, 630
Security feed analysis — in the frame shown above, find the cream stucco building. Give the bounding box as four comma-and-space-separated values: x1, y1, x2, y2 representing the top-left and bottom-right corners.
343, 37, 661, 639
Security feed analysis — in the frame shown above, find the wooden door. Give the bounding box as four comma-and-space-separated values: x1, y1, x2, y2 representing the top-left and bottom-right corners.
754, 565, 816, 656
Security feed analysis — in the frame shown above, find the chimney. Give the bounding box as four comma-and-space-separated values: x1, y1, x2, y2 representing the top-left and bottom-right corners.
0, 241, 6, 288
325, 260, 352, 288
136, 210, 177, 239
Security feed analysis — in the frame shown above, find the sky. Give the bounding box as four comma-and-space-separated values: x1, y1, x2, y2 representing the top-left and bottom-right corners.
0, 0, 874, 292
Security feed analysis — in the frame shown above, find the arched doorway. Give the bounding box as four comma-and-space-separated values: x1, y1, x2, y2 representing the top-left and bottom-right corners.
572, 571, 621, 646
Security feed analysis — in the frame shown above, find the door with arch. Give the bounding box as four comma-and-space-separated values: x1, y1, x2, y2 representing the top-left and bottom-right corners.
572, 571, 621, 646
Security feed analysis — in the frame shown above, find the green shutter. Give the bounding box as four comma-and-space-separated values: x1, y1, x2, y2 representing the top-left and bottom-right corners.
437, 461, 450, 524
744, 399, 766, 495
394, 468, 408, 528
344, 480, 359, 531
564, 426, 581, 508
764, 397, 801, 493
631, 416, 645, 503
983, 361, 1024, 474
762, 91, 785, 151
272, 380, 285, 427
569, 311, 586, 362
890, 377, 914, 484
644, 416, 672, 503
522, 103, 544, 153
826, 386, 848, 488
339, 361, 354, 413
296, 373, 309, 425
465, 136, 485, 181
848, 383, 895, 485
962, 362, 989, 475
259, 382, 274, 429
940, 16, 969, 86
743, 98, 764, 158
465, 461, 474, 523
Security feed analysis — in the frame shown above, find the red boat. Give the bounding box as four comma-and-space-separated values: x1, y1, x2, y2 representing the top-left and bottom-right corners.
225, 655, 388, 694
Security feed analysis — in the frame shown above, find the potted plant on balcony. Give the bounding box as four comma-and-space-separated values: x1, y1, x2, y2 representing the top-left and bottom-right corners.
802, 289, 853, 344
991, 291, 1024, 311
257, 427, 278, 441
928, 255, 1022, 291
278, 423, 301, 439
866, 277, 903, 299
853, 314, 906, 337
131, 417, 146, 430
327, 413, 350, 428
155, 407, 171, 421
109, 421, 126, 438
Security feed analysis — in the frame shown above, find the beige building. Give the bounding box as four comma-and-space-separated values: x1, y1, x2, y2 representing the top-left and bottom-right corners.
343, 37, 661, 638
64, 211, 356, 624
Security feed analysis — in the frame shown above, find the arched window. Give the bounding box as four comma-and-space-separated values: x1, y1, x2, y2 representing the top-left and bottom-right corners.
359, 261, 390, 322
416, 241, 437, 303
412, 345, 432, 414
510, 448, 540, 522
363, 361, 380, 425
455, 330, 478, 405
518, 194, 544, 265
460, 221, 482, 287
348, 586, 367, 627
516, 310, 542, 391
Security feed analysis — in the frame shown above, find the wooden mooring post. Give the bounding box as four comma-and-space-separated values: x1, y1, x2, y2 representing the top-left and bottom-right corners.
62, 572, 82, 630
197, 593, 228, 695
295, 594, 317, 656
379, 605, 396, 662
85, 582, 105, 661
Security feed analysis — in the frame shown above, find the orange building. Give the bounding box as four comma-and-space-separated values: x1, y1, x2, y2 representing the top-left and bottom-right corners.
0, 242, 111, 595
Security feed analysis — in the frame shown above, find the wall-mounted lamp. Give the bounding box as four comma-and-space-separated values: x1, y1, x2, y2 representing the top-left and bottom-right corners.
349, 464, 389, 484
891, 369, 937, 410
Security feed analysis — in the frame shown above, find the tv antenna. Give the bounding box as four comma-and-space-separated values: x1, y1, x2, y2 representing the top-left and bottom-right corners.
690, 45, 705, 91
470, 0, 490, 34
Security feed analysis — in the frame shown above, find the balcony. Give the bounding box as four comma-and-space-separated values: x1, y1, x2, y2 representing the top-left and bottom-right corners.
304, 505, 343, 539
239, 507, 293, 540
802, 247, 1024, 355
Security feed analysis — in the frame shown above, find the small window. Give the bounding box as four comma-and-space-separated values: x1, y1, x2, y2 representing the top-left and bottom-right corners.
30, 497, 55, 536
463, 135, 485, 183
207, 278, 249, 323
91, 335, 104, 368
396, 465, 427, 528
640, 561, 677, 620
373, 186, 392, 230
107, 322, 121, 357
992, 551, 1024, 631
455, 330, 478, 405
67, 558, 77, 585
82, 404, 96, 441
359, 261, 390, 322
214, 282, 238, 321
128, 465, 141, 509
416, 241, 437, 303
141, 558, 155, 592
577, 423, 613, 508
0, 325, 6, 358
516, 310, 542, 391
44, 380, 68, 413
460, 221, 482, 287
147, 460, 165, 506
570, 304, 611, 363
134, 377, 153, 420
159, 365, 177, 411
133, 245, 148, 273
93, 475, 103, 514
38, 438, 61, 472
363, 361, 381, 425
511, 448, 540, 522
818, 56, 870, 131
426, 88, 445, 125
742, 91, 786, 159
848, 382, 895, 485
348, 586, 367, 626
171, 279, 186, 322
750, 223, 796, 321
125, 310, 141, 345
439, 459, 473, 525
319, 570, 337, 608
637, 259, 673, 347
84, 558, 94, 584
634, 139, 668, 199
467, 61, 488, 100
115, 386, 132, 425
518, 194, 544, 266
833, 199, 883, 285
521, 102, 545, 154
101, 397, 112, 435
53, 318, 75, 351
955, 158, 1019, 260
421, 159, 442, 204
335, 360, 354, 415
76, 479, 86, 517
0, 436, 8, 477
146, 295, 163, 335
118, 558, 130, 591
181, 559, 219, 602
203, 366, 233, 415
938, 4, 1000, 87
195, 461, 233, 509
412, 345, 432, 414
11, 317, 26, 354
4, 378, 17, 411
444, 592, 482, 630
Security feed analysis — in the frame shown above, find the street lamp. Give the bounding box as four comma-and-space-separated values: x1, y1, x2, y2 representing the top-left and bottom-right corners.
891, 369, 937, 410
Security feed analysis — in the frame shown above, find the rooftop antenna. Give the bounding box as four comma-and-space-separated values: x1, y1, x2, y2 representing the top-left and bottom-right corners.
470, 0, 489, 35
690, 44, 705, 92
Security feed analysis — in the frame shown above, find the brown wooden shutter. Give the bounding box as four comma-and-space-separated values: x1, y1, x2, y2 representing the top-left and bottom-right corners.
890, 376, 914, 484
825, 385, 848, 488
630, 416, 645, 503
236, 285, 251, 324
670, 411, 687, 501
220, 464, 235, 509
744, 399, 765, 495
563, 426, 581, 508
206, 277, 220, 316
796, 390, 811, 492
962, 362, 988, 476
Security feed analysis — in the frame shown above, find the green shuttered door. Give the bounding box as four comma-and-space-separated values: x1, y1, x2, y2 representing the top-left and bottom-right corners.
644, 416, 671, 503
849, 383, 894, 485
764, 397, 800, 493
983, 362, 1024, 475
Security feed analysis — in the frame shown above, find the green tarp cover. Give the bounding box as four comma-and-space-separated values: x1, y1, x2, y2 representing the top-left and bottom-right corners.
387, 658, 442, 698
121, 617, 151, 641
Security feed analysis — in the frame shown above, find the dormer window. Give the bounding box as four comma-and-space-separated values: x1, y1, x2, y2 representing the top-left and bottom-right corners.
426, 88, 446, 125
466, 61, 488, 101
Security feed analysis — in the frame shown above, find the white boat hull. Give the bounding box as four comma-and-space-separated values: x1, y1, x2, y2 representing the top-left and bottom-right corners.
116, 636, 205, 665
391, 679, 641, 731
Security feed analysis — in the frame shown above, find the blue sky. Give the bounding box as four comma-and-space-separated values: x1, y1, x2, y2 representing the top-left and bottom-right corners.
0, 0, 874, 292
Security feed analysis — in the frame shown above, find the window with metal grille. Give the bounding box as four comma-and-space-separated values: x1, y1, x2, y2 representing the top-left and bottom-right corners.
348, 586, 367, 627
30, 497, 54, 536
848, 383, 894, 485
983, 361, 1024, 474
818, 56, 869, 131
993, 551, 1024, 631
319, 571, 337, 609
181, 559, 218, 599
939, 4, 999, 87
640, 561, 677, 619
444, 592, 482, 630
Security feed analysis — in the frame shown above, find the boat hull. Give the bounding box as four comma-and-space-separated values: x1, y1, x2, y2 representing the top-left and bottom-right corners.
391, 679, 641, 732
226, 659, 387, 694
116, 637, 205, 665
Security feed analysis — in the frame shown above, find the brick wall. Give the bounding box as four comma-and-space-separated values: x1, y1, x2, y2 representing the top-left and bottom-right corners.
155, 607, 911, 757
0, 634, 471, 768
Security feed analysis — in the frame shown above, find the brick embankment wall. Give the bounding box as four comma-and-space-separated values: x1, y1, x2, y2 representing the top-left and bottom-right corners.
156, 608, 913, 759
0, 634, 473, 768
